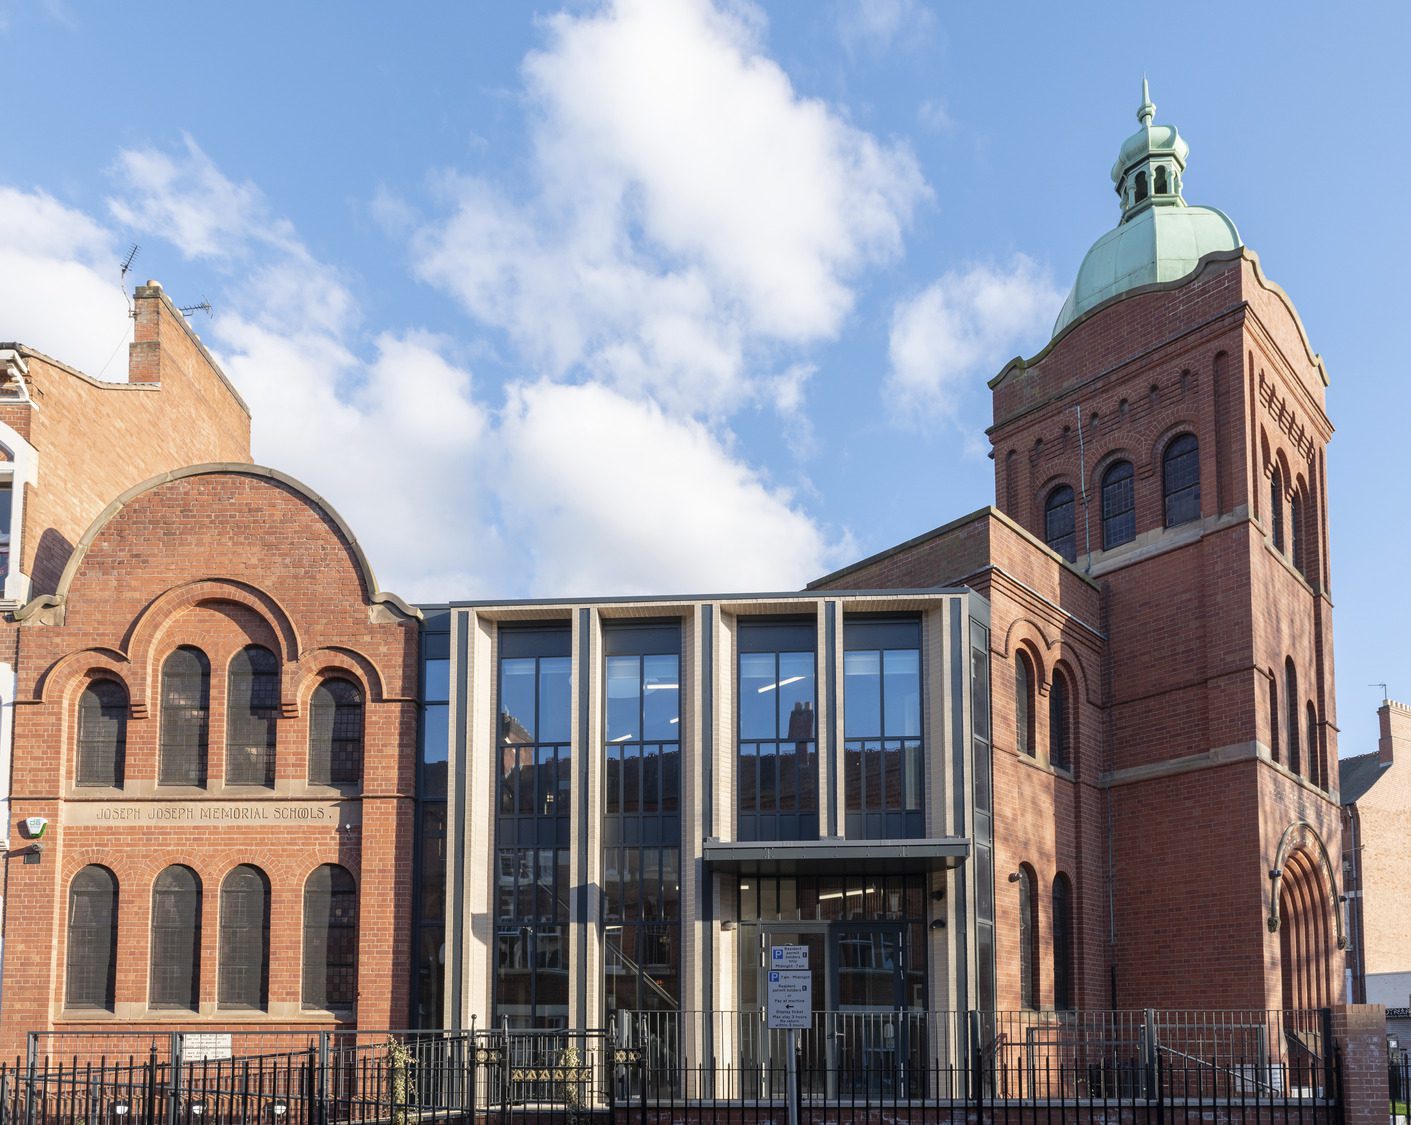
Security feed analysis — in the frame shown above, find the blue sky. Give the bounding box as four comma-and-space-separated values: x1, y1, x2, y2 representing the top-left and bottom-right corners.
1, 1, 1405, 757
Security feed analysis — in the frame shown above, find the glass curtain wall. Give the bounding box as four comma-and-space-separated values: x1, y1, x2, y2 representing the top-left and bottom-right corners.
737, 620, 817, 841
603, 624, 682, 1018
495, 627, 573, 1028
843, 617, 922, 838
969, 619, 996, 1012
413, 612, 450, 1027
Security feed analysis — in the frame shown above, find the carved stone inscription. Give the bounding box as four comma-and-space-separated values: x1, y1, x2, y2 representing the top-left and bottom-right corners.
64, 801, 359, 827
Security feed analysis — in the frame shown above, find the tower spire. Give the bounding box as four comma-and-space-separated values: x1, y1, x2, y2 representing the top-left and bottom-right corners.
1137, 77, 1155, 126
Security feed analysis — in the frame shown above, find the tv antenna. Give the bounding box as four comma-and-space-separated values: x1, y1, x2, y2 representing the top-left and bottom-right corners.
1370, 682, 1389, 704
119, 244, 141, 280
178, 298, 213, 319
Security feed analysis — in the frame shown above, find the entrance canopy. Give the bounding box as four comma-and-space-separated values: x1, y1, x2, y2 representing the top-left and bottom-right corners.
703, 837, 969, 875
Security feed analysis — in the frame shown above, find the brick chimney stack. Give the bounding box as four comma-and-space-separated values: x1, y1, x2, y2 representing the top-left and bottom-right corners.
1376, 699, 1411, 766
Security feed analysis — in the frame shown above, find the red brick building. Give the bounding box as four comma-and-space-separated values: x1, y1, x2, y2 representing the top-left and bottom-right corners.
0, 286, 420, 1058
0, 87, 1346, 1061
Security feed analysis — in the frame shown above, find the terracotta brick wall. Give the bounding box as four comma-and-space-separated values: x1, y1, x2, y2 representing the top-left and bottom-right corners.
1, 470, 417, 1056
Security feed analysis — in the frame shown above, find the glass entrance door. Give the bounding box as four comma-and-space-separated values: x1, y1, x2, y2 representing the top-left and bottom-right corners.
745, 927, 826, 1096
829, 923, 913, 1096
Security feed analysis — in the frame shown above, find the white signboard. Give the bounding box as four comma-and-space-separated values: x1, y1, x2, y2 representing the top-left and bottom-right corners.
182, 1033, 233, 1061
771, 944, 809, 970
767, 969, 812, 1029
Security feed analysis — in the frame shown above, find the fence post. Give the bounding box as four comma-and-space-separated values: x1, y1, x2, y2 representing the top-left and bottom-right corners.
1142, 1008, 1158, 1101
144, 1044, 158, 1125
966, 1010, 983, 1112
317, 1032, 329, 1125
167, 1032, 181, 1125
23, 1034, 36, 1125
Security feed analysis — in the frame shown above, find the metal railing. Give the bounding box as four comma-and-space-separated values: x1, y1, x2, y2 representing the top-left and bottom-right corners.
0, 1010, 1343, 1124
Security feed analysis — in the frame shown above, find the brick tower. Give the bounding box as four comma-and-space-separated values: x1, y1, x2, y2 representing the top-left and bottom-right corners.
989, 83, 1343, 1010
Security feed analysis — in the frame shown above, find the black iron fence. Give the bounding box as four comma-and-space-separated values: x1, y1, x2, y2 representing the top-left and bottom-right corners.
1, 1010, 1343, 1125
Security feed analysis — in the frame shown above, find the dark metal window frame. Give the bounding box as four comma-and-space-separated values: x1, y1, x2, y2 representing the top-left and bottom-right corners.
1044, 485, 1077, 562
1100, 460, 1135, 549
1048, 668, 1071, 772
1270, 466, 1286, 553
1285, 659, 1301, 778
76, 679, 128, 787
218, 864, 271, 1011
226, 645, 279, 787
159, 648, 210, 787
1014, 651, 1035, 758
1162, 433, 1201, 527
495, 626, 573, 1029
603, 624, 683, 1017
1018, 864, 1039, 1009
309, 678, 364, 786
66, 865, 118, 1010
303, 864, 358, 1011
736, 619, 819, 842
842, 616, 924, 838
149, 865, 202, 1010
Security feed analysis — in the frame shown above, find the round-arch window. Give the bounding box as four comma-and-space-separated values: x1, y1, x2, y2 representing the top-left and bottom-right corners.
1044, 486, 1076, 562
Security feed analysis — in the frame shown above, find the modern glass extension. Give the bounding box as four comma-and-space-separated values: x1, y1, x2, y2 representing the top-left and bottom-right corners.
419, 591, 988, 1062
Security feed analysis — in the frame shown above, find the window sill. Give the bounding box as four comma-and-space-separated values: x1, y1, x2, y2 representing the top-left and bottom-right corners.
1015, 753, 1077, 782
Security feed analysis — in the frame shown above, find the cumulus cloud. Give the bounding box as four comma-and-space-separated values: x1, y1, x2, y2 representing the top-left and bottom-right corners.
886, 255, 1063, 421
494, 381, 843, 594
97, 127, 843, 597
0, 186, 132, 377
414, 0, 928, 416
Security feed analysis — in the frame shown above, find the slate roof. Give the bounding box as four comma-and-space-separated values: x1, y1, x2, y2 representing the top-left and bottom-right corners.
1339, 750, 1390, 806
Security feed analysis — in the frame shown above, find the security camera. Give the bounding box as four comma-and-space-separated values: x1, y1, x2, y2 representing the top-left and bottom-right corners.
21, 817, 47, 839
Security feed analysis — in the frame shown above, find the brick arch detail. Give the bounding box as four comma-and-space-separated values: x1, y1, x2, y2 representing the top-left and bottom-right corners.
14, 463, 420, 626
1000, 619, 1050, 694
32, 647, 132, 707
295, 646, 388, 708
1266, 820, 1344, 949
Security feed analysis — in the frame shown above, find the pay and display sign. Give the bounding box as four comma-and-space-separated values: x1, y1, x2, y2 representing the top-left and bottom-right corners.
767, 945, 811, 1029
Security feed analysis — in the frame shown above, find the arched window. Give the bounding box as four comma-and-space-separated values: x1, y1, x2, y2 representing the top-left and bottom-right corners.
66, 866, 118, 1009
1285, 660, 1301, 778
1048, 668, 1071, 771
1044, 486, 1076, 562
1018, 864, 1039, 1009
1154, 166, 1169, 195
1270, 466, 1285, 553
1052, 873, 1074, 1010
1100, 461, 1135, 549
1162, 434, 1201, 527
227, 646, 279, 787
1268, 674, 1281, 765
1307, 701, 1321, 790
218, 865, 270, 1010
150, 866, 201, 1010
1291, 487, 1307, 577
303, 865, 358, 1010
77, 680, 128, 787
160, 648, 210, 786
1135, 170, 1148, 202
1015, 652, 1036, 757
309, 679, 364, 786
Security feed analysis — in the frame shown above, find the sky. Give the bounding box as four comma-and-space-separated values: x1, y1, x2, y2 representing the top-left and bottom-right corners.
1, 1, 1407, 758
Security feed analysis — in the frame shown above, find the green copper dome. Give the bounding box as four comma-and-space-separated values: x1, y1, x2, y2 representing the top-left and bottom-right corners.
1053, 82, 1241, 335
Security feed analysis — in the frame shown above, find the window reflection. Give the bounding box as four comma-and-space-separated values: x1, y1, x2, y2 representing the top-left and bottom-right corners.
737, 621, 817, 841
844, 618, 923, 838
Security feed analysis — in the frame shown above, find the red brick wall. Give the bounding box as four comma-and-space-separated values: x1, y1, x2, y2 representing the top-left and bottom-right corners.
2, 470, 417, 1056
1, 283, 252, 597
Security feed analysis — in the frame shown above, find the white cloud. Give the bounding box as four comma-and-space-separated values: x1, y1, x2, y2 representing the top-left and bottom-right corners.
886, 255, 1063, 421
835, 0, 934, 54
494, 381, 844, 594
109, 135, 296, 262
414, 0, 928, 416
96, 132, 842, 599
0, 186, 133, 377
